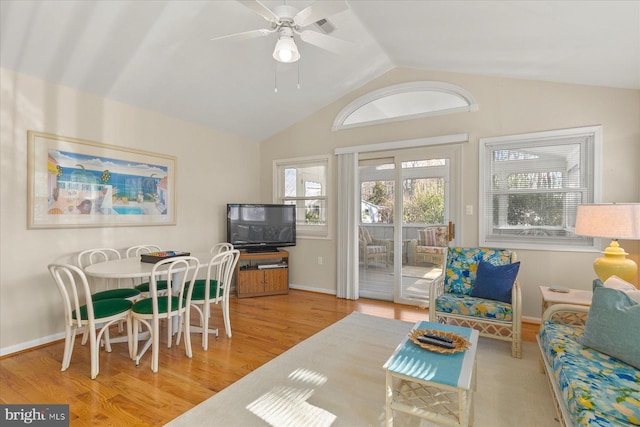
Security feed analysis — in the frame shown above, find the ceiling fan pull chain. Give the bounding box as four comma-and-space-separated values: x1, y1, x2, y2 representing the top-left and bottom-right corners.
274, 64, 278, 93
297, 62, 301, 89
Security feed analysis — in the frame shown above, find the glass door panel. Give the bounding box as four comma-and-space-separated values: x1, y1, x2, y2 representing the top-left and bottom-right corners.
397, 159, 449, 304
358, 160, 395, 301
357, 147, 459, 306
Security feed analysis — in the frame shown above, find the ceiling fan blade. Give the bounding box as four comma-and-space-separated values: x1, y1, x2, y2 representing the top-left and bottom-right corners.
210, 28, 274, 42
238, 0, 280, 23
294, 0, 348, 27
299, 30, 354, 55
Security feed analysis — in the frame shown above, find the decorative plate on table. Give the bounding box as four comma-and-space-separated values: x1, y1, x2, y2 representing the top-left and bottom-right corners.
409, 329, 471, 354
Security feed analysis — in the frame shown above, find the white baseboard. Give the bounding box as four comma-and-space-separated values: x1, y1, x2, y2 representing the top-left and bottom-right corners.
289, 283, 336, 295
0, 332, 67, 357
523, 315, 541, 325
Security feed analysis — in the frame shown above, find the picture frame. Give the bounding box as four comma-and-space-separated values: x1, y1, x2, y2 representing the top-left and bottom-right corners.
27, 131, 177, 229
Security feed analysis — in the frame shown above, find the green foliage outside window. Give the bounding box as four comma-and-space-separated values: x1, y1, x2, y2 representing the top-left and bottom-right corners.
362, 178, 445, 225
493, 193, 564, 226
403, 178, 444, 224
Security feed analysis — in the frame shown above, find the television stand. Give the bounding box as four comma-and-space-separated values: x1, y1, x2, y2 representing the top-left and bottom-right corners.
246, 247, 280, 253
234, 250, 289, 298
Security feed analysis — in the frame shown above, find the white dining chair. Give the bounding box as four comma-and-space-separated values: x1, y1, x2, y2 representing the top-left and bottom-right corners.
130, 256, 200, 373
210, 242, 234, 255
125, 245, 167, 294
77, 248, 140, 343
125, 244, 162, 259
77, 248, 141, 301
183, 249, 240, 349
48, 264, 132, 379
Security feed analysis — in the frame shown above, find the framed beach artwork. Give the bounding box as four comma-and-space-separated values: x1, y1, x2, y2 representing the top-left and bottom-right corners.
27, 131, 177, 229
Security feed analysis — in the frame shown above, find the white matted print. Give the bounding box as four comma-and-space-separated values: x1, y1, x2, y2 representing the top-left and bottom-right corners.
27, 131, 176, 229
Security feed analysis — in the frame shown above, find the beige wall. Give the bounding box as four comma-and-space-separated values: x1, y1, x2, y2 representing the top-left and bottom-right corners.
261, 67, 640, 319
0, 69, 261, 354
2, 66, 638, 355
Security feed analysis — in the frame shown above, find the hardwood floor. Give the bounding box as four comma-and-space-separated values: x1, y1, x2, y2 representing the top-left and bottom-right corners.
0, 290, 538, 426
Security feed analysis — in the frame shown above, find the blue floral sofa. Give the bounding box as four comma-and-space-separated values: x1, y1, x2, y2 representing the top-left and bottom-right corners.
538, 302, 640, 426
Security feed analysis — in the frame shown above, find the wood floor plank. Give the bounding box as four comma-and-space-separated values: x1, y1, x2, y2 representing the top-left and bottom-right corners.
0, 290, 537, 425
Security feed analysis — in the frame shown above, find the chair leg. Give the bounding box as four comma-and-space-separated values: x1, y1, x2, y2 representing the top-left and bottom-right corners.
202, 303, 209, 350
183, 312, 193, 358
176, 313, 184, 346
81, 328, 89, 345
222, 300, 232, 338
151, 317, 160, 373
512, 338, 522, 358
89, 326, 99, 380
132, 318, 140, 361
166, 317, 172, 348
61, 326, 75, 371
103, 326, 112, 353
126, 314, 133, 361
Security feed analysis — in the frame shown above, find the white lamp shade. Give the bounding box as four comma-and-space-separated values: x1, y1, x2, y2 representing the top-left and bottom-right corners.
273, 36, 300, 63
575, 203, 640, 239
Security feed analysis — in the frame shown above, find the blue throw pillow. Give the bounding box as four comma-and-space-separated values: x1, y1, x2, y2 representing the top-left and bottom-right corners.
577, 287, 640, 369
469, 260, 520, 303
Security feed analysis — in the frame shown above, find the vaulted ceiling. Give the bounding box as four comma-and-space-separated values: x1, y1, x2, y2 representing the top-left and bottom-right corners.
1, 1, 638, 141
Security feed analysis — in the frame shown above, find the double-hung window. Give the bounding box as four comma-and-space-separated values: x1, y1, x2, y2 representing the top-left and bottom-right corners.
274, 155, 330, 238
479, 126, 601, 250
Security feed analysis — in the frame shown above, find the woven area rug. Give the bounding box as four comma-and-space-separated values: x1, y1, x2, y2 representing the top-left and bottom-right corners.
166, 312, 555, 427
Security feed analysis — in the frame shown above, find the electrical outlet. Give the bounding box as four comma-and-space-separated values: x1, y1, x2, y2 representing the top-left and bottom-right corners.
318, 256, 323, 265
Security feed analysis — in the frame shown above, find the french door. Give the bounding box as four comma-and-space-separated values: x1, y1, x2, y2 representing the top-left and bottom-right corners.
358, 145, 460, 306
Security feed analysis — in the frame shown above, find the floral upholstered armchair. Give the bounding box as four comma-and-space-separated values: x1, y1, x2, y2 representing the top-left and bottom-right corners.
429, 247, 522, 358
409, 225, 450, 266
359, 226, 390, 269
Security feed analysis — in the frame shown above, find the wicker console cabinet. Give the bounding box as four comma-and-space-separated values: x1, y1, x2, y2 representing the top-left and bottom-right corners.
235, 250, 289, 298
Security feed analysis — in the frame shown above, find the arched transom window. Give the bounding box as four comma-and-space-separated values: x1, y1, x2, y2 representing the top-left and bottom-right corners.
333, 81, 478, 131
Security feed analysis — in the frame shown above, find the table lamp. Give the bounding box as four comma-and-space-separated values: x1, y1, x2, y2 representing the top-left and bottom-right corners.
575, 203, 640, 282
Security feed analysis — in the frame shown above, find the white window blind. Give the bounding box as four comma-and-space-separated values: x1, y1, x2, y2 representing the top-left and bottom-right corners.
479, 126, 601, 250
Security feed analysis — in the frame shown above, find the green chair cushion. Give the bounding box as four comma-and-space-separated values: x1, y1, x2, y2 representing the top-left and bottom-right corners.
92, 288, 140, 301
132, 296, 181, 315
187, 279, 222, 301
72, 298, 132, 321
135, 280, 168, 293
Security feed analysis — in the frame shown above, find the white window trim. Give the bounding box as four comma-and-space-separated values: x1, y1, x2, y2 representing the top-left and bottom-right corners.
273, 155, 332, 240
332, 81, 479, 131
335, 133, 469, 155
479, 125, 602, 252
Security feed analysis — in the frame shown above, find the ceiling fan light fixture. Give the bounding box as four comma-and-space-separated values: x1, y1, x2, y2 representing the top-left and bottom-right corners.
273, 32, 300, 63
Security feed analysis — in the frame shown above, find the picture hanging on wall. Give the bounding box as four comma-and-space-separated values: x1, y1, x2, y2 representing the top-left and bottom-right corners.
27, 131, 177, 229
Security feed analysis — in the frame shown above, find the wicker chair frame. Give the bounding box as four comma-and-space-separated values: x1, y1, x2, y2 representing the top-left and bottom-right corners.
429, 249, 522, 358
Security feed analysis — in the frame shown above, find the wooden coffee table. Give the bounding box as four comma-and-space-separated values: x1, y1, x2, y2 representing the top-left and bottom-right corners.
384, 321, 479, 427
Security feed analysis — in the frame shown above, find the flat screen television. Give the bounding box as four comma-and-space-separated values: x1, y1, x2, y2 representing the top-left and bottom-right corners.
227, 203, 296, 252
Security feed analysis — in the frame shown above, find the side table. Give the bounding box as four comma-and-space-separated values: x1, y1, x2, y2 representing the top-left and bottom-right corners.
384, 321, 479, 427
539, 286, 593, 314
539, 286, 593, 325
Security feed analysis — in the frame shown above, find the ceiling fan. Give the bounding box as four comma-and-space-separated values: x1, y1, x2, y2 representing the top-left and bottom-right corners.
211, 0, 353, 63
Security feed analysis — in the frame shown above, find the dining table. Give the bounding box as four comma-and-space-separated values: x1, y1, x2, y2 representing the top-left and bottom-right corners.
83, 251, 213, 282
83, 250, 215, 357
